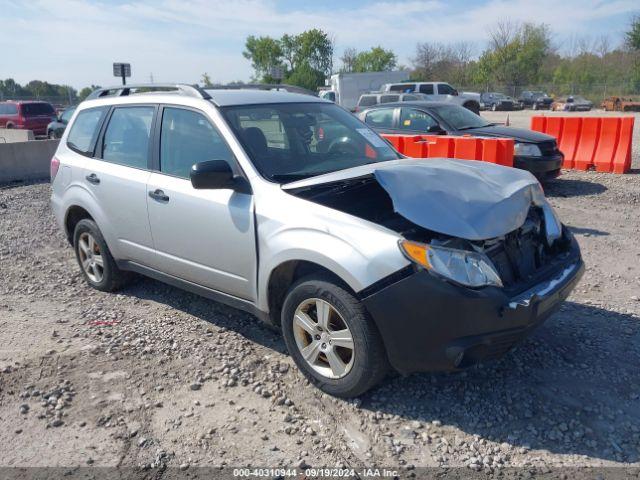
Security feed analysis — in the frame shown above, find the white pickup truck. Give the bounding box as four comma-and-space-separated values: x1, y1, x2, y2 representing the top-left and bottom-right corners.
381, 81, 481, 114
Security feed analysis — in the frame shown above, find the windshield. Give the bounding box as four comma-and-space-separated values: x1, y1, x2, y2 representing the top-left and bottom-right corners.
430, 104, 491, 130
221, 102, 400, 182
532, 91, 546, 97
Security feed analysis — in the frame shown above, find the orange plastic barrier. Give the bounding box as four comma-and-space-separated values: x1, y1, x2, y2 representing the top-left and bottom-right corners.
530, 116, 634, 173
381, 134, 514, 167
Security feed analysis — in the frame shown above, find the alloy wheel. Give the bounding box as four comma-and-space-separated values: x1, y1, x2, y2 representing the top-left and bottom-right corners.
78, 232, 104, 283
292, 298, 355, 379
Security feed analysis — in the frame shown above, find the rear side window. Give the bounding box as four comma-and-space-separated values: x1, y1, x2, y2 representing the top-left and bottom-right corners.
388, 84, 415, 92
0, 104, 18, 115
419, 84, 434, 95
358, 95, 377, 107
420, 84, 433, 95
380, 95, 399, 104
66, 106, 108, 155
160, 107, 235, 178
102, 106, 154, 169
365, 109, 394, 128
22, 103, 55, 116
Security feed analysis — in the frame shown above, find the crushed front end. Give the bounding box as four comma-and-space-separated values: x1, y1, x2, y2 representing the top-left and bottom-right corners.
361, 208, 583, 374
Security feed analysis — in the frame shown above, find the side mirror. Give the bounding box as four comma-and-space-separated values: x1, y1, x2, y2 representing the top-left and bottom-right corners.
190, 160, 252, 194
452, 89, 459, 96
427, 125, 445, 134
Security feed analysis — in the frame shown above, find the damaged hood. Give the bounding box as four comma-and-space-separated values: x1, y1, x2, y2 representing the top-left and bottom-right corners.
284, 158, 562, 242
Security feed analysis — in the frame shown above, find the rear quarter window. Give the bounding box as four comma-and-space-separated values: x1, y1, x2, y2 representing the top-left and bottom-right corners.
380, 95, 399, 103
0, 104, 18, 115
22, 103, 55, 116
358, 96, 377, 107
66, 106, 108, 156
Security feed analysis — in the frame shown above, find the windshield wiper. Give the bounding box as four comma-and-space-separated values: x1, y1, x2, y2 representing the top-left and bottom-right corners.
271, 173, 315, 183
457, 125, 487, 131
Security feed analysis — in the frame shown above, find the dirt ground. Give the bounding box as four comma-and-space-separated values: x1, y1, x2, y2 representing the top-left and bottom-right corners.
0, 109, 639, 478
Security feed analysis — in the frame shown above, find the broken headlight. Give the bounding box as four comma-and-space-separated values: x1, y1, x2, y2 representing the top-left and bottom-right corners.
400, 240, 503, 288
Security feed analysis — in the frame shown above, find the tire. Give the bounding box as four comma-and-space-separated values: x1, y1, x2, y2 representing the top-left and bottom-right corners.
73, 219, 130, 292
281, 274, 389, 397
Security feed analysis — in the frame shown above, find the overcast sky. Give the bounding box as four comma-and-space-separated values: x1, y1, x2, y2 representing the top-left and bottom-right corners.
1, 0, 638, 90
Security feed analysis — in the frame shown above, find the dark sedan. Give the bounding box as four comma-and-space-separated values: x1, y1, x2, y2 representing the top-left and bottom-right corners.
480, 92, 519, 111
357, 101, 563, 181
519, 91, 553, 110
46, 106, 76, 139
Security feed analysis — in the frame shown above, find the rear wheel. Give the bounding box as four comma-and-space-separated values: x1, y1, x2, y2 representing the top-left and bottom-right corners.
73, 219, 130, 292
281, 275, 388, 397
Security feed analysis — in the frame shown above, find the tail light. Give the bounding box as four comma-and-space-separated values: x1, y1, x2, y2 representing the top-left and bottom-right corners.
50, 156, 60, 180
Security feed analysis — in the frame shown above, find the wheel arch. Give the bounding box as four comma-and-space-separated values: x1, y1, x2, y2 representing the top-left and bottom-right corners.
265, 259, 359, 327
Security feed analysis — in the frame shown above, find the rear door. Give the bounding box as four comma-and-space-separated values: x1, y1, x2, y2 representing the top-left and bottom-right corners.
145, 105, 256, 300
81, 105, 156, 265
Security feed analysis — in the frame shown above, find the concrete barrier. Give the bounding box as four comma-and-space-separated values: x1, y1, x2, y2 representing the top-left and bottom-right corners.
0, 140, 59, 183
0, 128, 35, 143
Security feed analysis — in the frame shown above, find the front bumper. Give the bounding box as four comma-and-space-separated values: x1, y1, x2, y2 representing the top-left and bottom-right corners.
514, 154, 563, 181
362, 240, 583, 374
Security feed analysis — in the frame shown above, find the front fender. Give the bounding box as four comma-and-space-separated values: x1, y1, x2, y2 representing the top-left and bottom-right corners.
256, 225, 409, 312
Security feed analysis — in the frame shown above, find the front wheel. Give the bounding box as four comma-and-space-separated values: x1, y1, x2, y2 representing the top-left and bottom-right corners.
281, 275, 389, 397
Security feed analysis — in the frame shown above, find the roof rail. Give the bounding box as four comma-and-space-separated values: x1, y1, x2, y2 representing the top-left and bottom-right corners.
85, 83, 211, 101
205, 83, 317, 97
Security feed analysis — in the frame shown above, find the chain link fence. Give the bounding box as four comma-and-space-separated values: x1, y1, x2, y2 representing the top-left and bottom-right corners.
457, 83, 639, 103
0, 93, 77, 107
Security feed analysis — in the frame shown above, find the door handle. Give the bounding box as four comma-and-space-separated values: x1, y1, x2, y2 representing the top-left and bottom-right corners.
148, 189, 170, 202
85, 173, 100, 184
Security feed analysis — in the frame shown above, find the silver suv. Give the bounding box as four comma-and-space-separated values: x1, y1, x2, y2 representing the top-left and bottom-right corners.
51, 84, 583, 397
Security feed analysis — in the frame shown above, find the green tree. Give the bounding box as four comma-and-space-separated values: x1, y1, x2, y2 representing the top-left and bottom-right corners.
78, 85, 101, 101
285, 62, 325, 91
476, 22, 551, 85
243, 30, 333, 89
626, 15, 640, 50
352, 47, 397, 72
243, 35, 283, 82
201, 73, 213, 87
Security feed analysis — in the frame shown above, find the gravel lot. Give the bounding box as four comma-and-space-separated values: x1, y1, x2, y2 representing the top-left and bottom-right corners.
1, 110, 639, 478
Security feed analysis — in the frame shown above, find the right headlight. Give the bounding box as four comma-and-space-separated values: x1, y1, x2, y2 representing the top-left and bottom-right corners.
514, 142, 542, 157
399, 240, 503, 288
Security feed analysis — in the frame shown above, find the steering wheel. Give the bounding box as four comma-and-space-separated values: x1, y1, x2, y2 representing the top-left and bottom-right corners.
327, 137, 360, 157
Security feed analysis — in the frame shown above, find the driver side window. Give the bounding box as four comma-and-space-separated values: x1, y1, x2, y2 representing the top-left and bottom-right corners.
399, 108, 438, 132
160, 107, 234, 178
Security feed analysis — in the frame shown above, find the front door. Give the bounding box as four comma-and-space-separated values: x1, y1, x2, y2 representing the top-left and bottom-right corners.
145, 106, 256, 301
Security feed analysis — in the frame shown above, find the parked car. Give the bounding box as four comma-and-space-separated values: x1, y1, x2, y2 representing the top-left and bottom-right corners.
601, 96, 640, 112
51, 83, 583, 397
47, 106, 76, 139
518, 91, 552, 110
480, 92, 518, 111
358, 101, 564, 181
552, 96, 593, 112
382, 82, 480, 114
355, 92, 430, 111
0, 100, 57, 136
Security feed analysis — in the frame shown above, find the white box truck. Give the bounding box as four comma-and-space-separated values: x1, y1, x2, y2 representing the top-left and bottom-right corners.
319, 71, 410, 111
